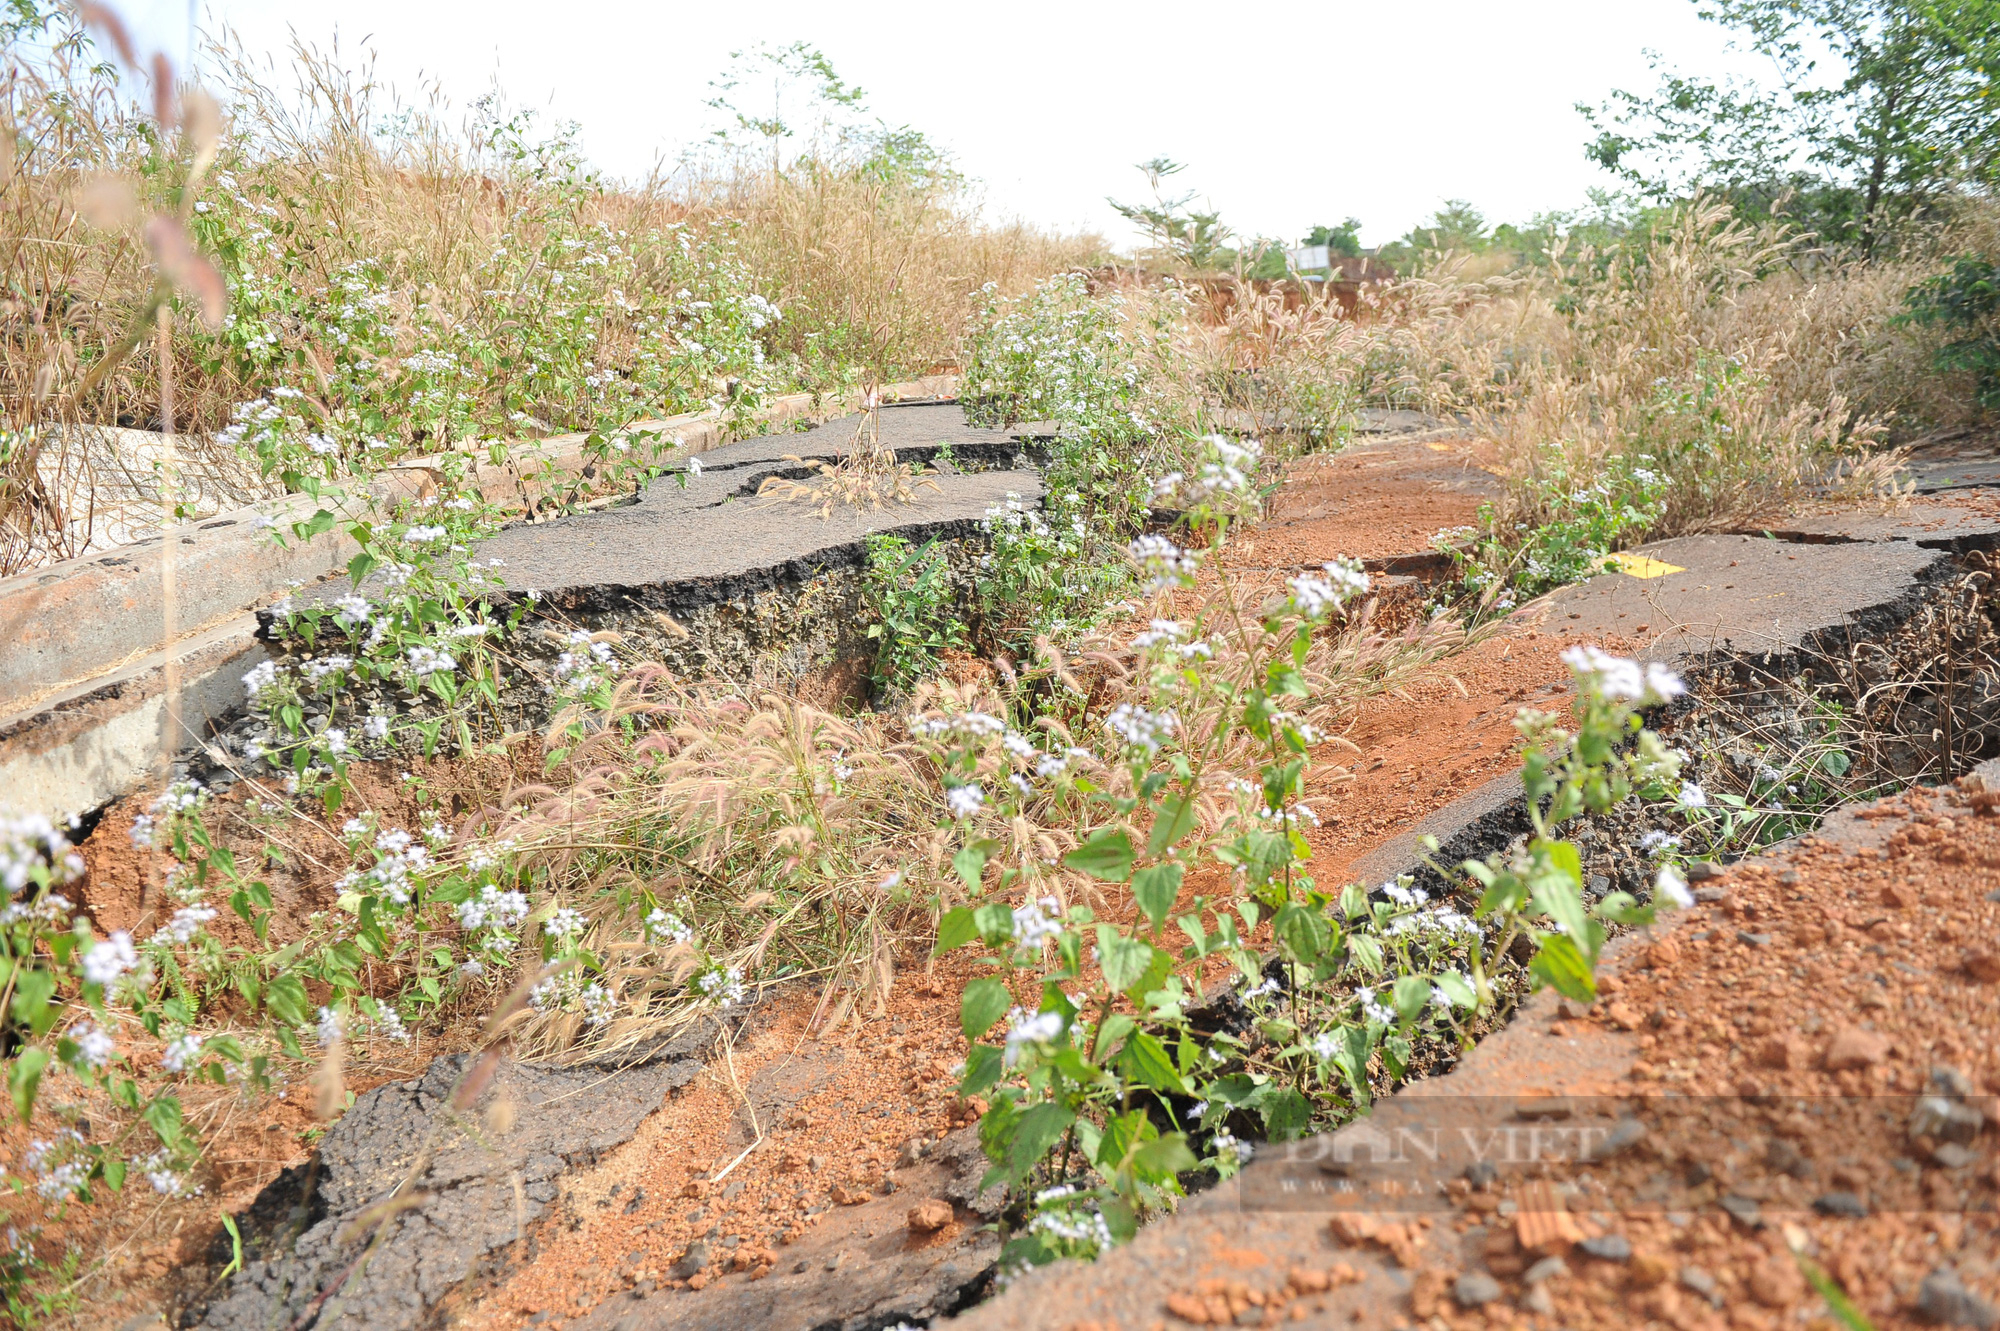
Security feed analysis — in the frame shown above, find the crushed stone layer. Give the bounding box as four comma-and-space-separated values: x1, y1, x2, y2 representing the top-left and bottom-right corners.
954, 780, 2000, 1330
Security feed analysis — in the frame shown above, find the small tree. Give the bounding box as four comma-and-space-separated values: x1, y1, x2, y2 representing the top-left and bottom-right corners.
1582, 0, 2000, 253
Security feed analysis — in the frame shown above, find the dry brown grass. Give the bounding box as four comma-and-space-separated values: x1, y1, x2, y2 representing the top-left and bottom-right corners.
0, 19, 1096, 571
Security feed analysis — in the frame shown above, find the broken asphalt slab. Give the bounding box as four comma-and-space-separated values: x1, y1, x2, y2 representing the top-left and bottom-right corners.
1351, 529, 1957, 889
194, 1022, 727, 1331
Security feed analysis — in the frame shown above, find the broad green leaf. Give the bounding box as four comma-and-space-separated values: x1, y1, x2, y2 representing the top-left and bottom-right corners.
1132, 863, 1184, 932
1064, 823, 1128, 875
1529, 934, 1597, 1001
1259, 1087, 1311, 1141
1528, 872, 1590, 947
1545, 839, 1584, 889
960, 1044, 1004, 1096
1131, 1132, 1198, 1180
1347, 933, 1384, 974
1008, 1102, 1076, 1182
1096, 1108, 1156, 1169
263, 974, 311, 1027
1117, 1031, 1186, 1094
9, 1047, 48, 1122
960, 1039, 1000, 1095
1096, 926, 1154, 994
952, 845, 989, 892
143, 1095, 185, 1149
1274, 903, 1330, 966
960, 977, 1012, 1041
934, 906, 979, 955
1093, 1013, 1138, 1063
974, 902, 1015, 944
1433, 971, 1477, 1009
1065, 828, 1135, 882
1147, 792, 1197, 857
1391, 975, 1432, 1025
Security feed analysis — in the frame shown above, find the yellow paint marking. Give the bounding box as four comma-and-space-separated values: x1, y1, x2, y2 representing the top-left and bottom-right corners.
1603, 554, 1686, 579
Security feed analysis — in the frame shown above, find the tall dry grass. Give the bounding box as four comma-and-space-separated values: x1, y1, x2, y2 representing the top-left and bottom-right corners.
1341, 200, 1956, 539
0, 17, 1096, 571
678, 158, 1099, 386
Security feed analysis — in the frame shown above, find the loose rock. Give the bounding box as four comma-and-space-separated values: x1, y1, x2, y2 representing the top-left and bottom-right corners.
1453, 1272, 1502, 1308
1918, 1267, 2000, 1328
1823, 1026, 1890, 1071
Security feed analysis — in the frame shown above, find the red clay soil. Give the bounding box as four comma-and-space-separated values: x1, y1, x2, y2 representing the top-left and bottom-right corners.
948, 778, 2000, 1331
1249, 435, 1500, 568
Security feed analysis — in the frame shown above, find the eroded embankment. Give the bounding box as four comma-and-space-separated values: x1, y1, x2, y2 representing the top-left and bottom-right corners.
165, 451, 2000, 1331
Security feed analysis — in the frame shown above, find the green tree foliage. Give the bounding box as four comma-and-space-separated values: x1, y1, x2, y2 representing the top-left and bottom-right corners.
1109, 157, 1235, 270
1582, 0, 2000, 253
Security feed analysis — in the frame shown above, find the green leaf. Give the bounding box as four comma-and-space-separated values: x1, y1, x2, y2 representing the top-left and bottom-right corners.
1065, 828, 1134, 882
960, 977, 1012, 1041
1147, 792, 1197, 857
1433, 971, 1477, 1009
1259, 1087, 1311, 1141
9, 1047, 48, 1122
11, 966, 56, 1037
347, 549, 379, 585
952, 844, 989, 892
934, 906, 979, 955
1529, 934, 1598, 1001
142, 1094, 186, 1149
1391, 975, 1433, 1025
1132, 863, 1184, 932
1545, 839, 1584, 889
1093, 1013, 1138, 1062
1274, 903, 1331, 966
1096, 926, 1154, 994
1008, 1102, 1076, 1181
1117, 1031, 1186, 1094
1130, 1132, 1198, 1180
102, 1157, 126, 1191
973, 902, 1016, 945
264, 973, 311, 1027
960, 1044, 1004, 1096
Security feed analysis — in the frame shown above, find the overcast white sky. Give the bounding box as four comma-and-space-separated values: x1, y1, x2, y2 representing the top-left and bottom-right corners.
109, 0, 1778, 249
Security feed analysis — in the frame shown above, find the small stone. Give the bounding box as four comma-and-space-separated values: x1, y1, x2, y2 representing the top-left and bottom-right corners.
1918, 1267, 2000, 1328
1813, 1191, 1869, 1217
1453, 1272, 1503, 1308
1579, 1234, 1632, 1262
1766, 1137, 1813, 1179
1464, 1160, 1498, 1187
1234, 1308, 1265, 1326
1961, 951, 2000, 983
1524, 1284, 1555, 1315
1737, 931, 1774, 947
1756, 1035, 1803, 1070
1823, 1026, 1890, 1071
1687, 861, 1723, 881
1680, 1266, 1719, 1298
1933, 1142, 1979, 1170
1590, 1118, 1648, 1159
1605, 1002, 1643, 1031
906, 1199, 954, 1233
669, 1242, 709, 1280
1165, 1291, 1210, 1323
1626, 1253, 1671, 1289
1695, 886, 1728, 903
1524, 1256, 1569, 1285
1720, 1194, 1763, 1229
